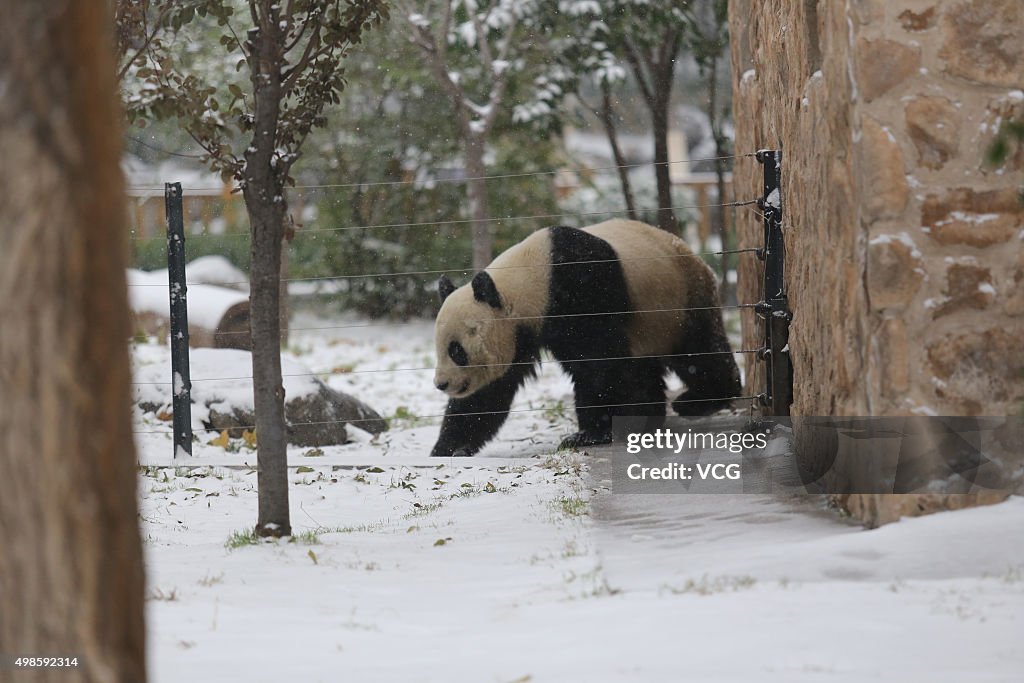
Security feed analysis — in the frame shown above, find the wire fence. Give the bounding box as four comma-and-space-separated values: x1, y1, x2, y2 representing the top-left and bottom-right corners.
133, 394, 764, 436
126, 199, 760, 243
125, 151, 759, 193
192, 302, 761, 339
126, 246, 762, 288
133, 346, 762, 386
129, 149, 780, 446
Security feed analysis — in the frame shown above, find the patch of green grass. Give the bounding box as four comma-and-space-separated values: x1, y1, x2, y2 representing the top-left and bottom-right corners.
543, 400, 568, 422
556, 495, 588, 518
291, 529, 322, 545
389, 405, 430, 428
539, 453, 584, 476
224, 528, 260, 550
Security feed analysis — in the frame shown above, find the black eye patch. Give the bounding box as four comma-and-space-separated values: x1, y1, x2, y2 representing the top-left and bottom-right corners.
448, 340, 469, 367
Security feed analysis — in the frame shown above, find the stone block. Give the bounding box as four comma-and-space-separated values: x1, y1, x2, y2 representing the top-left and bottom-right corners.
1006, 265, 1024, 317
927, 327, 1024, 403
922, 188, 1023, 247
836, 492, 1010, 528
867, 235, 923, 309
860, 118, 909, 220
940, 0, 1024, 87
856, 38, 920, 102
899, 7, 937, 31
932, 263, 994, 318
905, 96, 961, 169
877, 317, 909, 396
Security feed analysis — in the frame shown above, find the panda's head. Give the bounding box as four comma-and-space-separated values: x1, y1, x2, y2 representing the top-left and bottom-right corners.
433, 271, 515, 399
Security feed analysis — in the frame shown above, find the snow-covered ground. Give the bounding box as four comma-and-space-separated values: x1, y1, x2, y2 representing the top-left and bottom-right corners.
135, 313, 1024, 682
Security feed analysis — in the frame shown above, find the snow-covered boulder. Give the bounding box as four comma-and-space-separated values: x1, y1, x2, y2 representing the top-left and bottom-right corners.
133, 347, 387, 446
180, 255, 249, 291
128, 268, 251, 350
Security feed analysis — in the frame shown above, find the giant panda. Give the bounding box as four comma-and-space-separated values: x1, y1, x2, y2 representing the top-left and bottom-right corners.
430, 219, 741, 457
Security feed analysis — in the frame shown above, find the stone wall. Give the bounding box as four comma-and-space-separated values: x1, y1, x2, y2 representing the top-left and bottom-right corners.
729, 0, 1024, 525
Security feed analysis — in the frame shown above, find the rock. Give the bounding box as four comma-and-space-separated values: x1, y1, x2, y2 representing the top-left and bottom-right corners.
927, 328, 1024, 404
856, 38, 920, 102
867, 235, 923, 309
922, 188, 1022, 247
850, 0, 884, 26
127, 269, 252, 351
931, 263, 993, 319
899, 7, 937, 31
859, 118, 909, 220
905, 96, 961, 169
876, 318, 909, 397
940, 0, 1024, 87
207, 382, 387, 447
184, 255, 249, 291
132, 347, 391, 448
1006, 264, 1024, 317
835, 492, 1010, 529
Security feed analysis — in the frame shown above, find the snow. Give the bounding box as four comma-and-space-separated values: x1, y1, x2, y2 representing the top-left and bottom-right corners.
765, 188, 781, 209
870, 232, 922, 257
128, 269, 248, 331
935, 211, 1001, 226
135, 314, 1024, 681
181, 256, 248, 290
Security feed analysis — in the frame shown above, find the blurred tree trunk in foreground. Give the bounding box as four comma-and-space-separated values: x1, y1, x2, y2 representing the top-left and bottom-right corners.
0, 2, 147, 681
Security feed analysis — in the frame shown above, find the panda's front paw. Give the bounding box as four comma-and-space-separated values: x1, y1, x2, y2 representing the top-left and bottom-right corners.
558, 430, 612, 451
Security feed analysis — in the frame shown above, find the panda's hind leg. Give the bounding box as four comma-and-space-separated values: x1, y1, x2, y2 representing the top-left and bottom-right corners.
667, 308, 742, 416
559, 357, 666, 450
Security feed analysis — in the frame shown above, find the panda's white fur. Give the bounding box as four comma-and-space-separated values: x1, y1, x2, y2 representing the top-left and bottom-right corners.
433, 227, 551, 398
431, 219, 739, 457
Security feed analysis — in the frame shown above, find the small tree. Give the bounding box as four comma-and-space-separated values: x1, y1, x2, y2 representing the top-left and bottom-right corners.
525, 2, 636, 217
123, 0, 388, 537
522, 1, 687, 234
681, 0, 732, 298
397, 0, 543, 269
611, 1, 686, 234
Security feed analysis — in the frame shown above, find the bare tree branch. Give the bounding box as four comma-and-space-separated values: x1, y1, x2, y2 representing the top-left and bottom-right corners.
622, 37, 654, 107
282, 18, 322, 92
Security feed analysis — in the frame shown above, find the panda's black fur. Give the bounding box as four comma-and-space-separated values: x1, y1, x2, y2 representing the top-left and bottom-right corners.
430, 222, 741, 457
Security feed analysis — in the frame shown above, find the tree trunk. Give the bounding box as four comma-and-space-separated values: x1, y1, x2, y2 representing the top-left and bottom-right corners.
0, 2, 147, 680
245, 191, 291, 537
279, 230, 291, 347
651, 90, 676, 234
707, 55, 734, 303
598, 82, 637, 221
465, 134, 494, 271
244, 15, 291, 538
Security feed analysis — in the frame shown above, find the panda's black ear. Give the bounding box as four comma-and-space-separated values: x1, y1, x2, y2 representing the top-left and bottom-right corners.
437, 275, 456, 303
471, 271, 502, 309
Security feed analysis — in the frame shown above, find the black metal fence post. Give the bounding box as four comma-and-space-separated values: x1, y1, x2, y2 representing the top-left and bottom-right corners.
165, 182, 193, 457
754, 151, 793, 416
